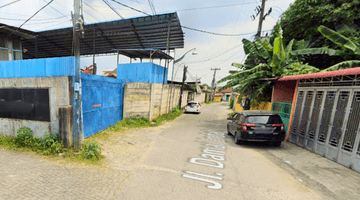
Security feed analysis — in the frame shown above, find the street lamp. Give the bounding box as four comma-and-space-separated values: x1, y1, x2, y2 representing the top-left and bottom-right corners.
172, 48, 197, 81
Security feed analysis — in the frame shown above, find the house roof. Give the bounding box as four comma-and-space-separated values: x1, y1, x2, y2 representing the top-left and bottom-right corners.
21, 12, 184, 59
220, 88, 231, 93
277, 67, 360, 81
0, 24, 36, 39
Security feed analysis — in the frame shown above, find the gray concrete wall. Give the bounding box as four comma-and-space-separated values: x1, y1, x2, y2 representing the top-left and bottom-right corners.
123, 83, 184, 120
123, 82, 151, 119
0, 76, 71, 137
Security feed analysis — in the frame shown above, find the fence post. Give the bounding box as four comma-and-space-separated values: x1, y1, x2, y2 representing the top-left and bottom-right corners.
59, 106, 73, 148
123, 83, 128, 119
149, 83, 154, 121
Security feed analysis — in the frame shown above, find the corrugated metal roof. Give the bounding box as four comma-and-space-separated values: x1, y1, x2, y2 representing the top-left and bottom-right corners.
277, 67, 360, 81
0, 24, 36, 39
21, 12, 184, 59
114, 49, 173, 59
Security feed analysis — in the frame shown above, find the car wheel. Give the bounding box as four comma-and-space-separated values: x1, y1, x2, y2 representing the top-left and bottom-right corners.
234, 132, 242, 145
227, 124, 231, 135
274, 141, 282, 147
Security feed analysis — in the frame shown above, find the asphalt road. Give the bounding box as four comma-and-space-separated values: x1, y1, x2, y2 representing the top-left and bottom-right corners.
114, 102, 328, 200
2, 102, 343, 200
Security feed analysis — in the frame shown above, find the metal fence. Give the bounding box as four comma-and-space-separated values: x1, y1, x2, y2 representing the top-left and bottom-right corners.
271, 102, 292, 136
289, 78, 360, 173
81, 73, 125, 138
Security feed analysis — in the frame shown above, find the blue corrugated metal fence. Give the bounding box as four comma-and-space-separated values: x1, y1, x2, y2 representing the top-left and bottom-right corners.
0, 57, 75, 78
117, 62, 168, 83
81, 73, 125, 138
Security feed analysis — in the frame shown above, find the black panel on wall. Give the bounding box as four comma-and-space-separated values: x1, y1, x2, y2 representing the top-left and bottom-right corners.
0, 89, 50, 122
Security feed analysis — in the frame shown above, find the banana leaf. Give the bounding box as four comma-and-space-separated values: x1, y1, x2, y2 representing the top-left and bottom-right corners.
254, 37, 271, 60
322, 60, 360, 72
291, 48, 344, 56
318, 25, 359, 54
242, 38, 256, 55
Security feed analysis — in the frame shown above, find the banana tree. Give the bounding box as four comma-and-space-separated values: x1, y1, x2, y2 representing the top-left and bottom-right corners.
292, 25, 360, 71
218, 26, 319, 99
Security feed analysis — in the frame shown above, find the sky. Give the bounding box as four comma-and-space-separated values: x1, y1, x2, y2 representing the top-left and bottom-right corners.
1, 0, 295, 85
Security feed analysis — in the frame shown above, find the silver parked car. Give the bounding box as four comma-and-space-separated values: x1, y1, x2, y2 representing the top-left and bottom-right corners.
184, 101, 201, 114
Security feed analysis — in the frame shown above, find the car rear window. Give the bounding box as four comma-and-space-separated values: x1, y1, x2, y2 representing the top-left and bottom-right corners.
245, 115, 282, 124
188, 103, 197, 106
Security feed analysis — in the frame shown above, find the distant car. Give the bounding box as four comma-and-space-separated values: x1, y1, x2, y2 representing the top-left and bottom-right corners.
227, 111, 285, 147
184, 101, 201, 114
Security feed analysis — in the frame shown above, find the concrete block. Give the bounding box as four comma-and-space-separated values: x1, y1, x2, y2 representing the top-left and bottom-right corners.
40, 77, 51, 87
59, 106, 73, 148
0, 79, 6, 88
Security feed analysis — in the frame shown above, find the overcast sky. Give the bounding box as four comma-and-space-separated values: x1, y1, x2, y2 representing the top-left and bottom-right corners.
1, 0, 295, 85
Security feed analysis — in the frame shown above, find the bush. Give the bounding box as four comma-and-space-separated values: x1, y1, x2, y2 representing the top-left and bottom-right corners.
80, 140, 102, 159
15, 126, 34, 148
229, 96, 235, 109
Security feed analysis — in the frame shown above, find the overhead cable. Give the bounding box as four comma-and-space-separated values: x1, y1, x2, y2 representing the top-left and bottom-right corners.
110, 0, 150, 16
182, 26, 272, 37
0, 16, 67, 21
43, 0, 66, 17
176, 2, 255, 12
102, 0, 124, 19
0, 0, 21, 9
17, 0, 54, 29
84, 1, 109, 19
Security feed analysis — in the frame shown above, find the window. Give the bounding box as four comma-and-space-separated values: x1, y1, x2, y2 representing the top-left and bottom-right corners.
12, 38, 22, 60
0, 36, 8, 61
246, 115, 283, 124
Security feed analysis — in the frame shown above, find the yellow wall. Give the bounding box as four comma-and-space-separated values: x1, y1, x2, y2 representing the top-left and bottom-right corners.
234, 96, 272, 112
213, 96, 221, 102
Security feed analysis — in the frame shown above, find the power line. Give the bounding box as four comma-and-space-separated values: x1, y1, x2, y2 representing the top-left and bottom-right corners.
84, 1, 109, 19
102, 0, 124, 19
110, 0, 150, 16
18, 0, 54, 29
181, 26, 270, 36
43, 0, 66, 17
176, 2, 256, 12
0, 16, 67, 21
147, 0, 156, 14
186, 44, 243, 65
0, 0, 21, 9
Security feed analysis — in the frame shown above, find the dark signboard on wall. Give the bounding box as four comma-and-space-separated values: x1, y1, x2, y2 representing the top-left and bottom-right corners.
0, 89, 50, 122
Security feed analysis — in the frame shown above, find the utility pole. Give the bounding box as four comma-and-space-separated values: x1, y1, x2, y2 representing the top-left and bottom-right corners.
178, 65, 187, 109
256, 0, 266, 37
72, 0, 84, 148
210, 68, 220, 101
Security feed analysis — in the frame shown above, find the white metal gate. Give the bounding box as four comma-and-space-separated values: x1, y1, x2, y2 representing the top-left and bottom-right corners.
289, 76, 360, 173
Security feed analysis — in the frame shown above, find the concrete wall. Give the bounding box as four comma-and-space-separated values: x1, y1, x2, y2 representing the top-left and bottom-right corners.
123, 82, 152, 119
0, 76, 71, 137
192, 92, 205, 104
123, 83, 197, 120
272, 80, 297, 102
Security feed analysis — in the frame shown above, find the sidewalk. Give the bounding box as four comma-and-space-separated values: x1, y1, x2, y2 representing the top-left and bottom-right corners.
265, 141, 360, 200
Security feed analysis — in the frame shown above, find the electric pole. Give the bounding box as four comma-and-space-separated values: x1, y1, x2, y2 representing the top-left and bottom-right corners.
256, 0, 266, 37
179, 65, 187, 109
210, 68, 220, 101
72, 0, 84, 148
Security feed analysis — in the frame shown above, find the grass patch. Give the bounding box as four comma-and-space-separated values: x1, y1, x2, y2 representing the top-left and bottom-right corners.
89, 106, 183, 141
0, 127, 104, 164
